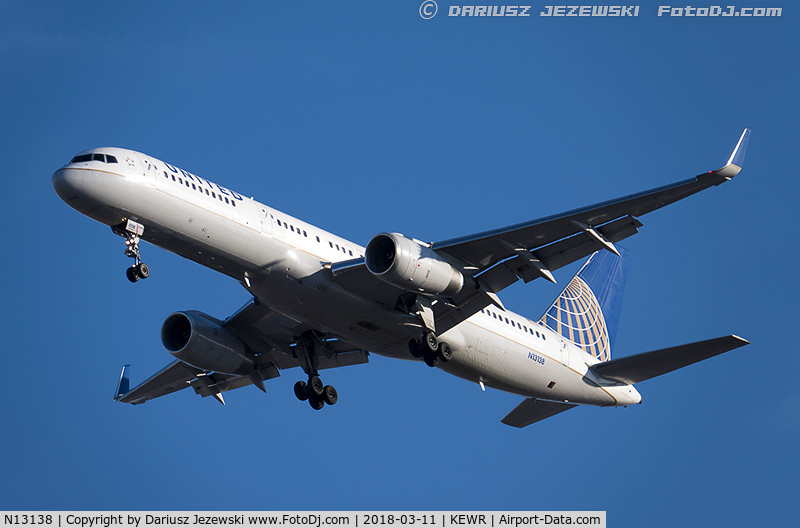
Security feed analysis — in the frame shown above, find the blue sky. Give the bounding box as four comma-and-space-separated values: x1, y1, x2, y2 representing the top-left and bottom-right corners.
1, 1, 798, 525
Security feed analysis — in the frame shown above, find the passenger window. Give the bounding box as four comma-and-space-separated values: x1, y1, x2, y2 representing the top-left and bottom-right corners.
192, 184, 196, 190
232, 201, 236, 207
277, 220, 282, 226
212, 192, 216, 198
178, 178, 183, 184
316, 236, 320, 242
225, 197, 229, 204
172, 175, 176, 181
349, 250, 353, 256
185, 181, 190, 187
205, 189, 209, 195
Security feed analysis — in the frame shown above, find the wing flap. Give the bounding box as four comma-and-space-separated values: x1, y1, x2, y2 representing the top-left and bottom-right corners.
115, 360, 201, 405
434, 130, 749, 272
590, 335, 749, 385
501, 398, 578, 428
116, 299, 371, 405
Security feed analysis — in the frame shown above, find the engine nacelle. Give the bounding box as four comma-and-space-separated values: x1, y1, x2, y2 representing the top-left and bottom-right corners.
161, 311, 254, 375
365, 232, 464, 297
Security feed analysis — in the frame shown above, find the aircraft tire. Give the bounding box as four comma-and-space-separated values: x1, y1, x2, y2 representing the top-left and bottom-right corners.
323, 385, 338, 405
423, 331, 438, 353
136, 262, 150, 279
308, 375, 324, 397
438, 342, 452, 362
126, 266, 139, 283
408, 339, 424, 358
309, 395, 325, 410
294, 380, 309, 401
423, 351, 439, 368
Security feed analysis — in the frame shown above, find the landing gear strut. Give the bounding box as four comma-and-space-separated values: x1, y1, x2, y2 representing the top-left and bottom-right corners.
113, 220, 150, 283
293, 331, 338, 410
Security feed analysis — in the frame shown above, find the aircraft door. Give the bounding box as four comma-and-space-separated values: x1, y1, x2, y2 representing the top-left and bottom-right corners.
559, 338, 570, 367
259, 206, 273, 236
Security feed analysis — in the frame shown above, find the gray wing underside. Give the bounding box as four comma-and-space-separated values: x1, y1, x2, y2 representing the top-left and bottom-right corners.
501, 398, 578, 427
334, 129, 749, 336
115, 299, 369, 405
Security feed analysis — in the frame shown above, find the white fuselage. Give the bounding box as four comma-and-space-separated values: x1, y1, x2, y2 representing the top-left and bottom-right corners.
52, 147, 641, 407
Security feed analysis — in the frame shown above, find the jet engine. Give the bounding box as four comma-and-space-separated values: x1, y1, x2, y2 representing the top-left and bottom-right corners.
365, 233, 464, 296
161, 311, 254, 375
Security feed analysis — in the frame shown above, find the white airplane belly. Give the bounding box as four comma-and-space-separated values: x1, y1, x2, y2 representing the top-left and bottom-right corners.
438, 322, 617, 406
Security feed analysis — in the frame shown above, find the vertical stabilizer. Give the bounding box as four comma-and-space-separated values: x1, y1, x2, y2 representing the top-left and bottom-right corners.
539, 248, 630, 362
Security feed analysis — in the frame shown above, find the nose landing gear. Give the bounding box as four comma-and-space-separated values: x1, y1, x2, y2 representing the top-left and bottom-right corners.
113, 220, 150, 283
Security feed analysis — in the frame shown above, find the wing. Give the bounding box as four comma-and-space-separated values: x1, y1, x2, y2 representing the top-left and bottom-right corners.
501, 398, 578, 427
334, 129, 750, 334
114, 299, 369, 405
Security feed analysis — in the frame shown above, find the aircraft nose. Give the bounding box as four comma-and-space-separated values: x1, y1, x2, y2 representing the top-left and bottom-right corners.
52, 168, 84, 203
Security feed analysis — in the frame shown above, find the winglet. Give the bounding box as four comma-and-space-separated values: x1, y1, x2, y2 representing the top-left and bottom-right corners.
114, 365, 131, 401
714, 128, 750, 179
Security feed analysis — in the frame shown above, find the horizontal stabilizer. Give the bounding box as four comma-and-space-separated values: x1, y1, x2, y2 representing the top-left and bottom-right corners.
590, 335, 749, 385
501, 398, 577, 428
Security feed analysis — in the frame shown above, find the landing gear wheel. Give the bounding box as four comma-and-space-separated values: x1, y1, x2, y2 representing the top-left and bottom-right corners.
309, 395, 325, 410
308, 375, 324, 397
438, 342, 452, 362
136, 262, 150, 279
115, 224, 150, 284
323, 385, 338, 405
294, 380, 309, 401
126, 266, 139, 283
424, 331, 438, 353
423, 351, 439, 368
408, 339, 424, 358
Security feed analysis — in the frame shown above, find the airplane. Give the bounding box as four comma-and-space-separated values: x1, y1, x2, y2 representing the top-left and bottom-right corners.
52, 129, 751, 426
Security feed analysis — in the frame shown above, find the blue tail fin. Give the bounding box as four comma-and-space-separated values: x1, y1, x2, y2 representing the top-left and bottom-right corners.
538, 248, 630, 362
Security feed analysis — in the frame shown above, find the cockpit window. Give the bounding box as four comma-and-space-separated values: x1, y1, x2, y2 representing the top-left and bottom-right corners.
70, 153, 119, 164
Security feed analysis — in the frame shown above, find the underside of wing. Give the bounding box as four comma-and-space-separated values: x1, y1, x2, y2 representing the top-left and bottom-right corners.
115, 299, 369, 405
434, 128, 750, 274
501, 398, 578, 427
329, 130, 750, 337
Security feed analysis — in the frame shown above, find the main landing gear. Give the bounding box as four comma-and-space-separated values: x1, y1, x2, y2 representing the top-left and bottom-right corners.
292, 331, 338, 410
113, 221, 150, 283
409, 331, 452, 368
